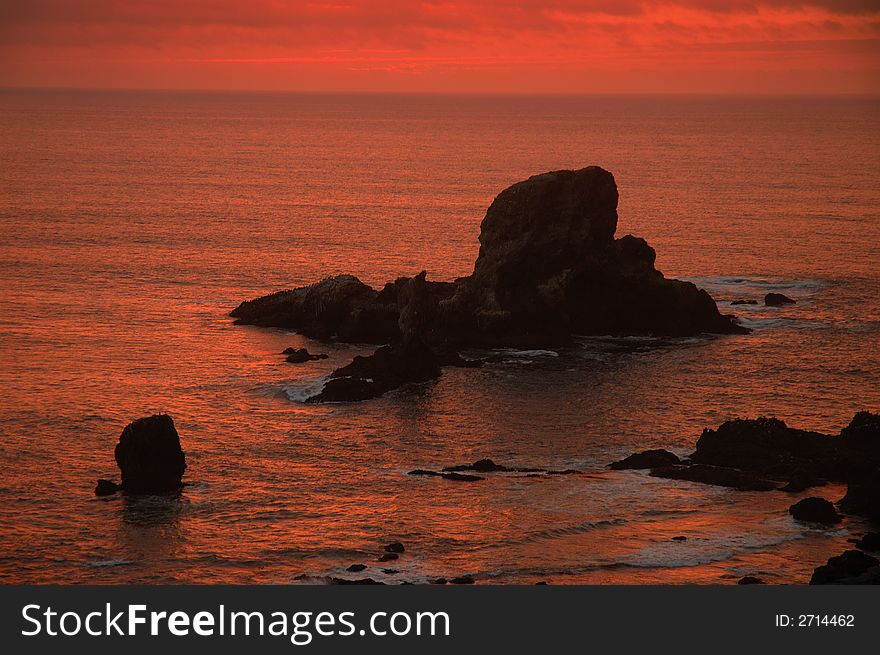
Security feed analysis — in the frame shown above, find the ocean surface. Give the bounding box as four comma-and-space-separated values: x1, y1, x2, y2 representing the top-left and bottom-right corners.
1, 90, 878, 584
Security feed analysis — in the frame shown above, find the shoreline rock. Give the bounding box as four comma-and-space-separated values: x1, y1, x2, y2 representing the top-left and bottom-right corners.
283, 347, 328, 363
609, 449, 680, 470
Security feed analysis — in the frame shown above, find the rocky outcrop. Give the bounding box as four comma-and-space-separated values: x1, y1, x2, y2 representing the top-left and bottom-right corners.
233, 167, 748, 401
100, 414, 187, 494
765, 293, 796, 306
611, 412, 880, 522
789, 497, 841, 524
810, 550, 880, 584
609, 449, 680, 470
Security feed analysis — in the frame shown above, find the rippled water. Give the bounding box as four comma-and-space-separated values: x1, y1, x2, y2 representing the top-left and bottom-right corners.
1, 91, 878, 584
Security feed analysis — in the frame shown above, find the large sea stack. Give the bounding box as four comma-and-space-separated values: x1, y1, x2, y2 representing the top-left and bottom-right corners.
232, 167, 746, 401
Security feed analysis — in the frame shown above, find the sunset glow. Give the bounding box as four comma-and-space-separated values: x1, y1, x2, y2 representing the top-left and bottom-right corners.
1, 0, 878, 93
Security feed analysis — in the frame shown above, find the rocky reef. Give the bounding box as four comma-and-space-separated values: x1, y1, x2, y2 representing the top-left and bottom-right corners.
610, 411, 880, 524
232, 167, 746, 401
95, 414, 187, 495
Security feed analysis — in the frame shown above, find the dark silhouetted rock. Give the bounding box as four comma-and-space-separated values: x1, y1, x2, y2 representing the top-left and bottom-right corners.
94, 479, 121, 496
779, 470, 825, 493
446, 168, 746, 346
546, 469, 582, 475
441, 472, 483, 482
346, 564, 367, 572
855, 533, 880, 551
231, 274, 399, 344
840, 411, 880, 457
672, 535, 687, 541
731, 300, 758, 305
839, 473, 880, 521
810, 550, 880, 584
306, 341, 441, 403
609, 449, 681, 470
737, 576, 765, 585
431, 578, 448, 585
284, 348, 328, 363
650, 464, 777, 491
450, 575, 475, 584
443, 458, 544, 473
114, 415, 186, 494
690, 417, 843, 481
765, 292, 796, 306
378, 553, 398, 562
407, 469, 484, 481
382, 569, 398, 574
789, 497, 841, 524
234, 168, 749, 398
384, 541, 405, 553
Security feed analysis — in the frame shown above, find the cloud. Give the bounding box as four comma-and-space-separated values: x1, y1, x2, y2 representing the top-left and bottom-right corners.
0, 1, 877, 92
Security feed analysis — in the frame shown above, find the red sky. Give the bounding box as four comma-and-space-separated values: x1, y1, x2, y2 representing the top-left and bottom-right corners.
1, 1, 878, 93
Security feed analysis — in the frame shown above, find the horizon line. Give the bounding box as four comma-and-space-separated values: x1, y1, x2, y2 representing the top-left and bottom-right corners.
2, 85, 878, 98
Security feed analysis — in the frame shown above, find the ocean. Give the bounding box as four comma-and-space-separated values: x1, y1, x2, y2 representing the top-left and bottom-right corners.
1, 90, 878, 583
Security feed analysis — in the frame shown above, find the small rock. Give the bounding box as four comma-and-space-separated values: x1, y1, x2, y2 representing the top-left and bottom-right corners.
94, 479, 121, 496
382, 569, 399, 574
431, 578, 448, 585
384, 542, 405, 553
450, 575, 475, 585
672, 536, 687, 541
609, 449, 680, 470
379, 553, 399, 562
346, 564, 367, 572
789, 497, 841, 524
731, 300, 758, 305
284, 348, 328, 363
737, 576, 765, 585
535, 581, 548, 585
765, 292, 796, 306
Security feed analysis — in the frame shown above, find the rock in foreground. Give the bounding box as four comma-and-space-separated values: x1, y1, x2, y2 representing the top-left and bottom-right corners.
810, 550, 880, 584
113, 414, 187, 494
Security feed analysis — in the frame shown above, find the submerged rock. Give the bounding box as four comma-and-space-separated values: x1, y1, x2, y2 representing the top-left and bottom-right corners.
731, 300, 758, 305
114, 415, 186, 494
609, 449, 680, 470
788, 497, 841, 524
346, 564, 367, 572
765, 292, 796, 306
384, 541, 405, 553
650, 464, 777, 491
810, 550, 880, 585
329, 577, 385, 585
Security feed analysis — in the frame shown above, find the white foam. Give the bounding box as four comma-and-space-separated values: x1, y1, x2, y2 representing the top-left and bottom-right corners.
282, 375, 330, 403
